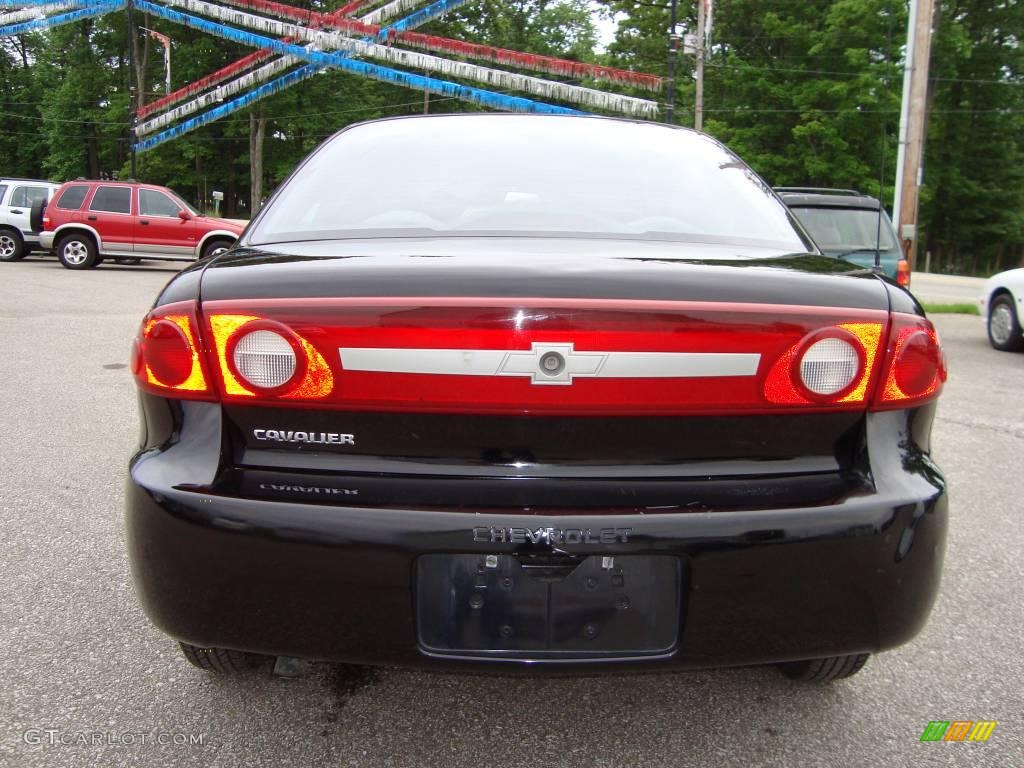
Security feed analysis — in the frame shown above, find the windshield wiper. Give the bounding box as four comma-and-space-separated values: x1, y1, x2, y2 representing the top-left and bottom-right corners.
833, 247, 889, 275
835, 247, 882, 259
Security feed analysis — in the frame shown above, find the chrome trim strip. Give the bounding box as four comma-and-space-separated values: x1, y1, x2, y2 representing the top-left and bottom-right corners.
134, 244, 194, 256
340, 342, 760, 386
241, 450, 840, 478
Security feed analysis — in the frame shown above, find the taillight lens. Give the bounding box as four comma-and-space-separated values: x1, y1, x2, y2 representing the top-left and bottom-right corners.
875, 314, 946, 408
231, 327, 301, 391
131, 301, 212, 399
764, 323, 883, 406
798, 336, 862, 396
897, 259, 911, 288
207, 314, 334, 400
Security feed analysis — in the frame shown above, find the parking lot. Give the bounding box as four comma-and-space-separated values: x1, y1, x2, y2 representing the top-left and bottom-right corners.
1, 255, 1021, 768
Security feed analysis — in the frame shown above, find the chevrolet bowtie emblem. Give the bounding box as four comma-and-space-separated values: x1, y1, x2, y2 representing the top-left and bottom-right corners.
339, 343, 760, 386
495, 342, 605, 385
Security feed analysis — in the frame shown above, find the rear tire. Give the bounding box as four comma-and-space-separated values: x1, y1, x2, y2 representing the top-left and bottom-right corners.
56, 233, 97, 269
987, 294, 1024, 352
0, 228, 25, 261
778, 653, 870, 683
178, 642, 266, 673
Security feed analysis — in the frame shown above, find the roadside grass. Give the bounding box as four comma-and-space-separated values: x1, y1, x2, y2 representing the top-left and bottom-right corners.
921, 302, 980, 315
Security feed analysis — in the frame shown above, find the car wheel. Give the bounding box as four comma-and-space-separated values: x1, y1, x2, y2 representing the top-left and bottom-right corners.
201, 238, 234, 260
56, 233, 98, 270
987, 294, 1024, 352
777, 653, 870, 683
0, 228, 25, 261
178, 642, 267, 673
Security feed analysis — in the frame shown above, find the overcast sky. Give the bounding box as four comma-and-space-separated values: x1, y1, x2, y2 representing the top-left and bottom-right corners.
590, 1, 621, 51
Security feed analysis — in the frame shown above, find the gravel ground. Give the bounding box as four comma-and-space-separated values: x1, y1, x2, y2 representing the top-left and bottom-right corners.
1, 256, 1021, 767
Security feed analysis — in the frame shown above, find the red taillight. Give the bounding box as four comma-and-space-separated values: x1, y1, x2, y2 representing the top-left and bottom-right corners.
145, 319, 194, 386
874, 314, 946, 408
200, 298, 894, 414
132, 301, 212, 399
897, 259, 911, 288
131, 299, 945, 414
207, 314, 334, 400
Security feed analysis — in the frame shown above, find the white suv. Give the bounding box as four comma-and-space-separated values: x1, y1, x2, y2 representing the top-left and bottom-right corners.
0, 178, 61, 261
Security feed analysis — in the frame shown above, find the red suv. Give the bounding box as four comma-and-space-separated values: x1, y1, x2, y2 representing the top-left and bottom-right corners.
37, 180, 245, 269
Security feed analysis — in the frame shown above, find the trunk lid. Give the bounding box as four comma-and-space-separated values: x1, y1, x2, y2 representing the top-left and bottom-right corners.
201, 238, 889, 308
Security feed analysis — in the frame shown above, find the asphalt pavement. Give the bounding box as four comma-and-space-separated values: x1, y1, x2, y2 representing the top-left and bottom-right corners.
1, 256, 1021, 767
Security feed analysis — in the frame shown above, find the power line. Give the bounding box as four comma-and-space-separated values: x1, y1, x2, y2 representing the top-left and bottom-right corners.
2, 103, 1022, 129
0, 109, 129, 124
609, 52, 1023, 87
707, 62, 1024, 86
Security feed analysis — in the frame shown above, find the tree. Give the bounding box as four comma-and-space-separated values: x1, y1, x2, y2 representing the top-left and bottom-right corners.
0, 33, 51, 177
921, 0, 1024, 273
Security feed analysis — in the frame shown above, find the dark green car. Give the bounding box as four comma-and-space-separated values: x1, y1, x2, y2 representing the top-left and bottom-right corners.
776, 187, 910, 287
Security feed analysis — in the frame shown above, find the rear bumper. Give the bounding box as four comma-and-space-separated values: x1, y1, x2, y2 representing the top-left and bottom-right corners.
39, 231, 55, 250
126, 406, 947, 672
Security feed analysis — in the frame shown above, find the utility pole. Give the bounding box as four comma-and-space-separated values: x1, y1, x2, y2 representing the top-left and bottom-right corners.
127, 0, 136, 179
666, 0, 678, 124
694, 0, 705, 131
893, 0, 935, 270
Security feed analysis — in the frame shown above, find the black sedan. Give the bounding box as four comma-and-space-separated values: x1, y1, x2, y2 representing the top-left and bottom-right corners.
127, 115, 947, 683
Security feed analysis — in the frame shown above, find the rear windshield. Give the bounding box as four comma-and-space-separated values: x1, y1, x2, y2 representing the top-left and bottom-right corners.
56, 185, 89, 211
790, 206, 899, 255
248, 116, 810, 251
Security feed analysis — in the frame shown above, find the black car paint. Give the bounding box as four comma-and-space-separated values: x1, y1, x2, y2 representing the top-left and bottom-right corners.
196, 241, 890, 308
162, 238, 924, 317
127, 239, 944, 670
127, 393, 944, 670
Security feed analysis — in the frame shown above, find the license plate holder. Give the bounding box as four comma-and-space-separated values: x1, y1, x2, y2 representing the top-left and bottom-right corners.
416, 554, 680, 660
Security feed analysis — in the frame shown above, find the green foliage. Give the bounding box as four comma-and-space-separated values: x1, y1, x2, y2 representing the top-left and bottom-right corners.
0, 34, 50, 177
600, 1, 905, 197
920, 302, 979, 315
440, 0, 597, 58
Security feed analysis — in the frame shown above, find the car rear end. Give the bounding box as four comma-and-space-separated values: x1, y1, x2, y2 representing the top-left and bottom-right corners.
127, 116, 947, 675
126, 251, 947, 672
